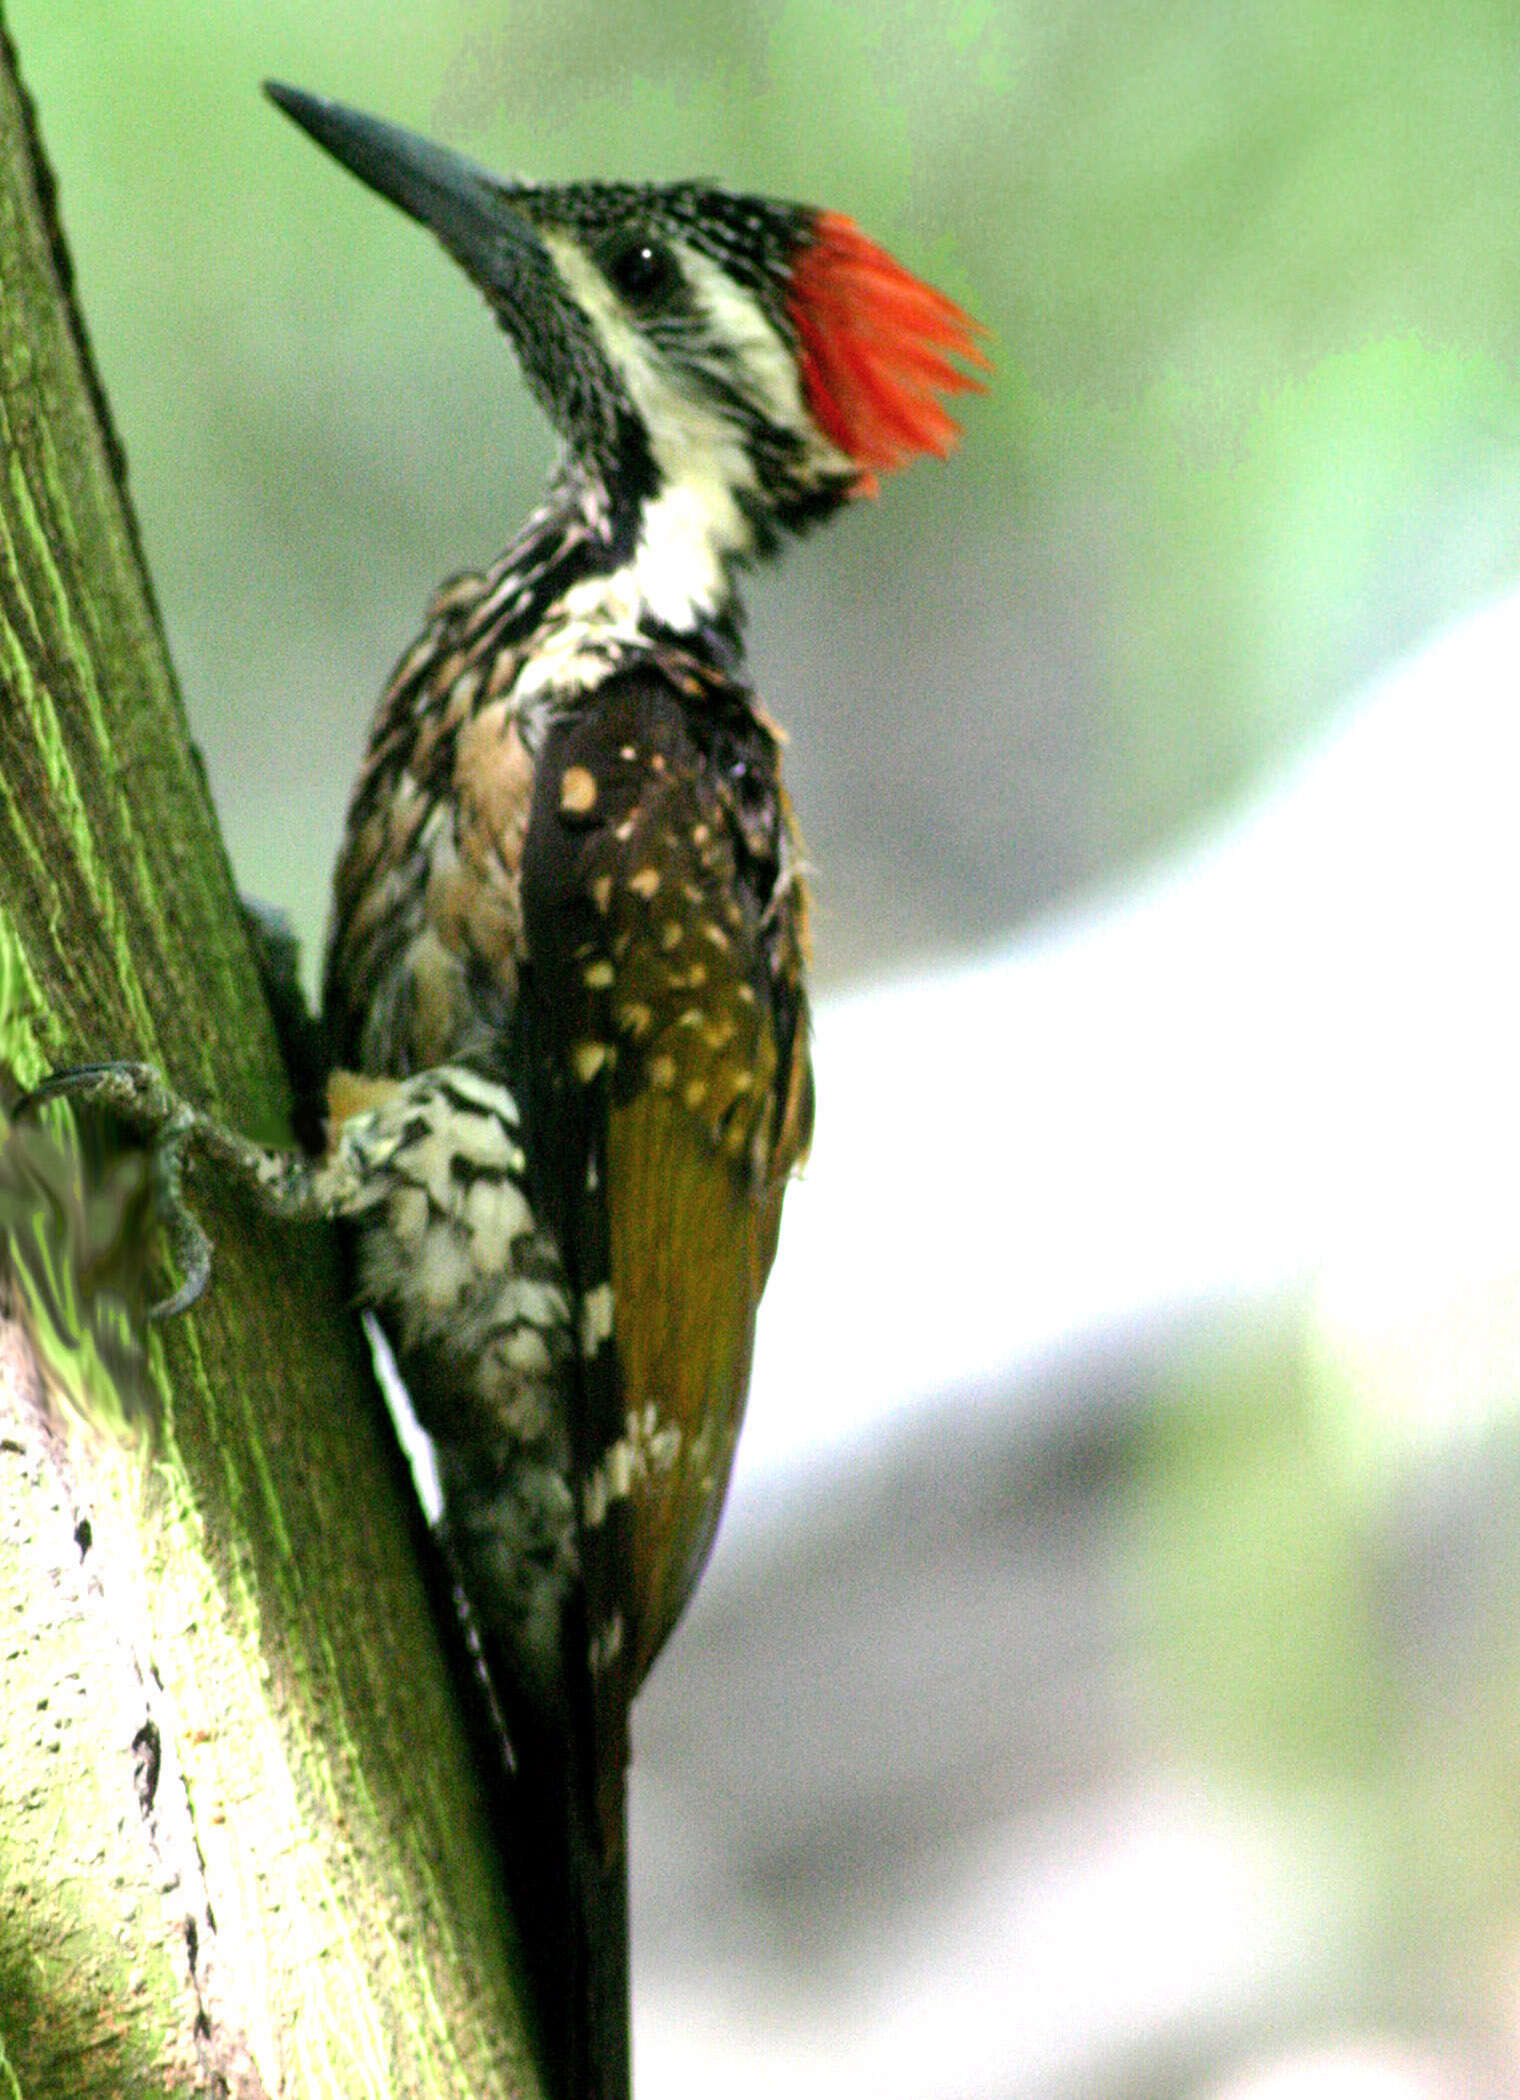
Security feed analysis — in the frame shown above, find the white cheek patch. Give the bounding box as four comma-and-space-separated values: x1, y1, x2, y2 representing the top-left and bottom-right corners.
539, 226, 845, 632
677, 245, 850, 485
542, 231, 751, 628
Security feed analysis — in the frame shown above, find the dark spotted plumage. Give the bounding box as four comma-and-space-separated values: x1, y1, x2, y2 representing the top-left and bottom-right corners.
317, 510, 812, 2097
260, 82, 984, 2100
523, 661, 812, 1713
23, 88, 981, 2100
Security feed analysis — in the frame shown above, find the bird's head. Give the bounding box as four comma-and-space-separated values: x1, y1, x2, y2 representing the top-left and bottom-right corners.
267, 85, 987, 629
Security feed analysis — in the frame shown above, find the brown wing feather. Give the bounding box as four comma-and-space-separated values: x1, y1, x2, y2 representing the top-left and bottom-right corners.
520, 654, 811, 1691
330, 624, 811, 1827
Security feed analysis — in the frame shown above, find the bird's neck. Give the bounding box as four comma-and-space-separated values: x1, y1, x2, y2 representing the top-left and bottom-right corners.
529, 453, 754, 653
599, 428, 762, 640
451, 461, 749, 747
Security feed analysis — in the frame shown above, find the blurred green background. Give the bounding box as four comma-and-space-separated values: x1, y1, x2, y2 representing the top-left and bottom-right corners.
9, 1, 1520, 2091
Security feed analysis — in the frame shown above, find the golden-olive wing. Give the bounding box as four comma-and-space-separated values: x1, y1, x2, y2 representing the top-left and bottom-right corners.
520, 658, 813, 1714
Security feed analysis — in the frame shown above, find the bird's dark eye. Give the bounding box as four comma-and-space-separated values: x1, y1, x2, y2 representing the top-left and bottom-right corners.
601, 231, 678, 308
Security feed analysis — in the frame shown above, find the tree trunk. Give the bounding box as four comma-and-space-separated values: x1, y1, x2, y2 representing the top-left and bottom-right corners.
0, 16, 542, 2095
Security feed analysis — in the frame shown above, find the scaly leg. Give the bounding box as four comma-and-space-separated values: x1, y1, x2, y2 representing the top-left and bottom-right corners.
15, 1060, 384, 1319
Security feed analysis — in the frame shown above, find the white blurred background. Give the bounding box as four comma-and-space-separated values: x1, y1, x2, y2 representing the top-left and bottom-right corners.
636, 597, 1520, 2097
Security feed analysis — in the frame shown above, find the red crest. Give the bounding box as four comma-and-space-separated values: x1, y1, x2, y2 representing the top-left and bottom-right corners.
788, 211, 990, 496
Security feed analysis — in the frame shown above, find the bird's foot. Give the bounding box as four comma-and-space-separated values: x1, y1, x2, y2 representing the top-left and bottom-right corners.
16, 1063, 217, 1319
13, 1060, 335, 1321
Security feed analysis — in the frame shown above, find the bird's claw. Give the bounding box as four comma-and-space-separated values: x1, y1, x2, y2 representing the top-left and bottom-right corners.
14, 1060, 215, 1320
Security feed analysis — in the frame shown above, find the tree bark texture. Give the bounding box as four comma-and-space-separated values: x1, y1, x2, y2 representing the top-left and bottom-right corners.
0, 16, 543, 2096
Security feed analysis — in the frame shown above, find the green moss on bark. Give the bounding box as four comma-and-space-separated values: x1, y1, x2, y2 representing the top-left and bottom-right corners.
0, 13, 542, 2094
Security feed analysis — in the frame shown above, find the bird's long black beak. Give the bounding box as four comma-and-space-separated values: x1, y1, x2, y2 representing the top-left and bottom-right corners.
264, 83, 535, 283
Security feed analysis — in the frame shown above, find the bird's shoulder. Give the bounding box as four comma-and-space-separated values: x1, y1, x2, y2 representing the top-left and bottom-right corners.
328, 580, 811, 1178
520, 643, 812, 1190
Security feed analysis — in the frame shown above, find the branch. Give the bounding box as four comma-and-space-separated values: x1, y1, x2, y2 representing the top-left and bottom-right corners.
0, 15, 541, 2094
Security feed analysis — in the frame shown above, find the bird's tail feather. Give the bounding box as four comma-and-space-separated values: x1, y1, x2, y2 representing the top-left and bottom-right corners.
491, 1657, 631, 2100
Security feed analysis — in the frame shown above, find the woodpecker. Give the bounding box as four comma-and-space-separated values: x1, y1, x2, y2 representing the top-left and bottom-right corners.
28, 86, 986, 2100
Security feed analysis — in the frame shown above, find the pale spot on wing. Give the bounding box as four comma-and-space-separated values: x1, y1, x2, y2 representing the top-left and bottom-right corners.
580, 1405, 684, 1527
573, 1040, 612, 1082
580, 1281, 616, 1356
